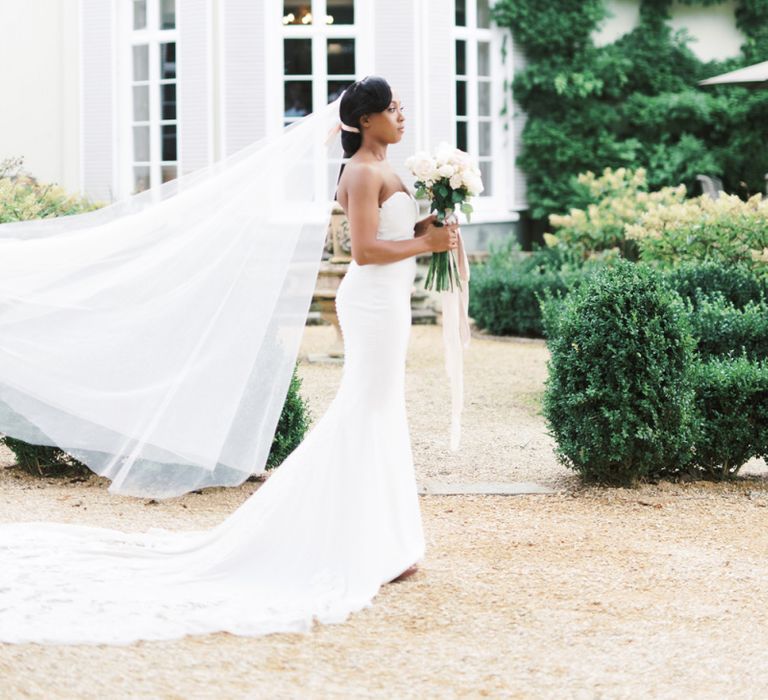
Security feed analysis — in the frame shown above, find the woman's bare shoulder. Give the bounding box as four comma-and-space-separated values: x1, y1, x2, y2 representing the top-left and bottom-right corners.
338, 160, 384, 206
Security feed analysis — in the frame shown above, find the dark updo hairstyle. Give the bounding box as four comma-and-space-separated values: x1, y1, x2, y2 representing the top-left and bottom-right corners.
336, 76, 392, 187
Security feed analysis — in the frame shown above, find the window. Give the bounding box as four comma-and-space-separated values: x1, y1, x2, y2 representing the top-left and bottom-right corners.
454, 0, 495, 197
129, 0, 178, 193
281, 0, 357, 128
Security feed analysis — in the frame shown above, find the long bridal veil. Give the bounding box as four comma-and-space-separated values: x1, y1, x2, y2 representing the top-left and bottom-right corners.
0, 97, 343, 499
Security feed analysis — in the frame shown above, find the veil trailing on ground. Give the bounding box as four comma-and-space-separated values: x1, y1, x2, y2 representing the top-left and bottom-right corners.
0, 98, 344, 499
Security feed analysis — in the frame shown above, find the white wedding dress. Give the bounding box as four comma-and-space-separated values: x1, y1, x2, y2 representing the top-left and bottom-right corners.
0, 190, 425, 645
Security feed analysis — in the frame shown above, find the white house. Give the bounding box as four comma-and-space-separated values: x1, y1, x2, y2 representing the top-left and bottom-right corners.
0, 0, 745, 246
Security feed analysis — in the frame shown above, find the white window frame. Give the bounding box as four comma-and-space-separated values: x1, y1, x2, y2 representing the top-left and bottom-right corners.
117, 0, 180, 198
453, 1, 514, 216
266, 0, 373, 137
264, 0, 373, 199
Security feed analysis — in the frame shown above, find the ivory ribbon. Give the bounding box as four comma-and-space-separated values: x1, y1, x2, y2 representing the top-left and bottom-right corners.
441, 228, 471, 451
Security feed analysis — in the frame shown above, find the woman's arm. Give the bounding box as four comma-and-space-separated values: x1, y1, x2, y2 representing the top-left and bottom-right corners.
346, 165, 457, 266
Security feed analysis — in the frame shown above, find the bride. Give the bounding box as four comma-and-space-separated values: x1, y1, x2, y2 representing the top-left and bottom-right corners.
0, 76, 459, 645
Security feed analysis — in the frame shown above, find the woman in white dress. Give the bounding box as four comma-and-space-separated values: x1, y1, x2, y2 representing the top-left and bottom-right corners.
0, 76, 458, 645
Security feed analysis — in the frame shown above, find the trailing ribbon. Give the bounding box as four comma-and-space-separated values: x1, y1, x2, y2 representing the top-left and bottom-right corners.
440, 228, 471, 451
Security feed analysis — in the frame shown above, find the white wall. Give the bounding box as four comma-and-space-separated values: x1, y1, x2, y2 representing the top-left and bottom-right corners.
594, 0, 744, 61
0, 0, 80, 193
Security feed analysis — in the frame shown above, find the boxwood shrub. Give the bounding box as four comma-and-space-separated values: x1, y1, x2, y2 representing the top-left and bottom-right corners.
690, 357, 768, 480
542, 260, 697, 485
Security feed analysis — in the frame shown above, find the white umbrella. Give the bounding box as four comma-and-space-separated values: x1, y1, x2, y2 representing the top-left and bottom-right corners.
699, 59, 768, 87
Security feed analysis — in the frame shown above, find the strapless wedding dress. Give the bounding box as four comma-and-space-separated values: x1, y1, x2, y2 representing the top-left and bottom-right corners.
0, 191, 425, 645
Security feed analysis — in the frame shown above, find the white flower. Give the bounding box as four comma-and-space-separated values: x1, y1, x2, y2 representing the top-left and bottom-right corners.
449, 173, 463, 189
407, 152, 434, 181
462, 172, 484, 196
438, 163, 455, 178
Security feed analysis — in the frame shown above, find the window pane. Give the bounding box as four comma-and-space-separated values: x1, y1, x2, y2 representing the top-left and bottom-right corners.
133, 45, 149, 81
283, 1, 312, 25
478, 41, 491, 77
326, 0, 354, 24
327, 38, 355, 75
162, 124, 177, 161
285, 80, 313, 117
328, 80, 353, 103
133, 166, 150, 193
456, 80, 467, 117
456, 40, 466, 76
284, 38, 312, 75
160, 0, 176, 29
478, 81, 491, 116
133, 125, 150, 161
133, 85, 149, 122
477, 0, 491, 28
160, 42, 176, 79
456, 121, 468, 152
479, 161, 492, 196
133, 0, 146, 30
479, 121, 491, 156
161, 84, 176, 120
455, 0, 466, 26
162, 165, 178, 183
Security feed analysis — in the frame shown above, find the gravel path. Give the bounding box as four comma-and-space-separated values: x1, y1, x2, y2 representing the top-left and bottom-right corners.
2, 325, 767, 698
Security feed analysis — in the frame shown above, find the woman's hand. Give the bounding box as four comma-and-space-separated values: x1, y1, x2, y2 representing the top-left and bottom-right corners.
423, 219, 459, 253
414, 214, 437, 237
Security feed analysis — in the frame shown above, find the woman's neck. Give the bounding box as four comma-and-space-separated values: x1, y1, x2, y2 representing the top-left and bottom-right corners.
359, 140, 388, 161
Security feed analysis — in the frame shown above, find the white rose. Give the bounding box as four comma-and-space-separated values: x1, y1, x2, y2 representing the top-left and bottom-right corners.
438, 163, 455, 178
463, 172, 484, 196
449, 173, 463, 189
407, 151, 434, 181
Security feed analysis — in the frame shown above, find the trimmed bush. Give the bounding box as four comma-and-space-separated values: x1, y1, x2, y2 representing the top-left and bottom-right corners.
688, 295, 768, 361
690, 357, 768, 480
662, 260, 767, 310
469, 244, 601, 337
265, 368, 311, 470
542, 260, 697, 486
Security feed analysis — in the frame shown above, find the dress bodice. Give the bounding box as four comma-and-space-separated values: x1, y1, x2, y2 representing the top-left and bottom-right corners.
377, 191, 419, 242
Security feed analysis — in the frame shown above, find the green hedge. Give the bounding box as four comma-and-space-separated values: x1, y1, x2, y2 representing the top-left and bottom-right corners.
689, 295, 768, 361
662, 261, 768, 309
690, 357, 768, 479
542, 261, 697, 485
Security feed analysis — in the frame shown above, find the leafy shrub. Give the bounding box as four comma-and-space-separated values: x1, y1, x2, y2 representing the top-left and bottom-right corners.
662, 260, 767, 309
688, 295, 768, 361
542, 260, 697, 486
546, 167, 686, 260
265, 368, 311, 469
626, 192, 768, 273
0, 157, 100, 222
469, 243, 599, 337
689, 357, 768, 480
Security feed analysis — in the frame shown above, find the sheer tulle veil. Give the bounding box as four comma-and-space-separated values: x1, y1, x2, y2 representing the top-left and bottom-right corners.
0, 97, 345, 498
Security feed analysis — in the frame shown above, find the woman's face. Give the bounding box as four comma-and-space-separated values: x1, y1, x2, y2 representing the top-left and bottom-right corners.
363, 91, 405, 144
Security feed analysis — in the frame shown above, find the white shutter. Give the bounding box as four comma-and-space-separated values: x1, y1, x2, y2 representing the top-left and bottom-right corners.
510, 39, 528, 210
221, 0, 266, 156
80, 0, 115, 202
178, 0, 213, 173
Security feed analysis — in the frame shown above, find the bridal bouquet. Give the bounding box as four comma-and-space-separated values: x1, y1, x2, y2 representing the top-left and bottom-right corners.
405, 143, 484, 291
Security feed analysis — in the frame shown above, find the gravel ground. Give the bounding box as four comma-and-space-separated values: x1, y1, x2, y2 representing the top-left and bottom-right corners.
2, 325, 768, 698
